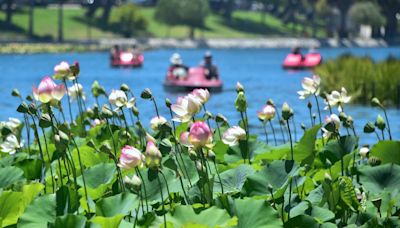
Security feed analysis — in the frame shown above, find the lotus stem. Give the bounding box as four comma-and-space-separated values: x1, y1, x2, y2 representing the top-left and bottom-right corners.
381, 109, 392, 140
313, 94, 325, 145
136, 168, 149, 212
156, 174, 167, 228
262, 121, 269, 144
269, 120, 277, 146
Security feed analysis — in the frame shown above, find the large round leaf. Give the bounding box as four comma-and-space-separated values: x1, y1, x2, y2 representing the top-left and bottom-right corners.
154, 205, 236, 227
214, 165, 255, 194
77, 163, 116, 188
359, 163, 400, 193
234, 198, 282, 228
18, 194, 56, 228
0, 183, 43, 227
95, 193, 138, 217
243, 160, 298, 198
0, 166, 25, 189
369, 141, 400, 165
54, 214, 86, 228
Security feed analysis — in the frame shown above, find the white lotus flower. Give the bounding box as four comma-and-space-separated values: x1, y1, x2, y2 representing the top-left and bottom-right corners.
325, 87, 351, 112
171, 94, 202, 122
68, 83, 86, 102
0, 134, 23, 154
222, 126, 246, 146
109, 90, 128, 108
297, 75, 321, 99
150, 116, 167, 131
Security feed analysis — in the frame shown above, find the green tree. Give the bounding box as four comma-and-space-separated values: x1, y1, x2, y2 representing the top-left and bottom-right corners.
376, 0, 400, 38
4, 0, 15, 26
155, 0, 209, 39
348, 2, 386, 27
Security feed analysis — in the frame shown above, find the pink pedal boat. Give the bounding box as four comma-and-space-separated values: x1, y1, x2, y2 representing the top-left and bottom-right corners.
282, 53, 322, 70
163, 67, 223, 92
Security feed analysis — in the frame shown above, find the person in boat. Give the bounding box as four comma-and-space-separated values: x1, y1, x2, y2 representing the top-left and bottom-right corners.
169, 53, 189, 79
110, 45, 120, 61
292, 46, 305, 61
130, 44, 141, 57
201, 51, 219, 80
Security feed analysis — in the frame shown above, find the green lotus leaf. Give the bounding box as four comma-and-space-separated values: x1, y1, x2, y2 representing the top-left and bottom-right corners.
359, 163, 400, 193
369, 141, 400, 165
18, 194, 56, 228
95, 192, 138, 217
0, 166, 25, 189
234, 197, 282, 228
54, 214, 86, 228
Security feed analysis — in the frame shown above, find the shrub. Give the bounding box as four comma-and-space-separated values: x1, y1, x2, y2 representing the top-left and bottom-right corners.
314, 55, 400, 105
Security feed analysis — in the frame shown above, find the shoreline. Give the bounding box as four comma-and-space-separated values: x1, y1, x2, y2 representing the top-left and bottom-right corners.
0, 37, 393, 54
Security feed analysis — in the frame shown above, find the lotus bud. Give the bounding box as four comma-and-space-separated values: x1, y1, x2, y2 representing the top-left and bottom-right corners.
120, 84, 130, 92
371, 198, 382, 210
359, 145, 369, 159
371, 97, 383, 108
17, 102, 29, 114
324, 172, 332, 184
140, 88, 153, 99
235, 91, 247, 112
196, 161, 204, 172
101, 105, 113, 119
11, 89, 20, 98
281, 102, 292, 120
208, 150, 216, 161
363, 122, 375, 133
205, 111, 213, 120
267, 184, 273, 194
91, 80, 101, 97
98, 87, 106, 96
326, 159, 332, 167
145, 141, 162, 169
307, 101, 312, 109
26, 95, 33, 102
312, 113, 316, 121
119, 145, 144, 169
301, 123, 306, 131
165, 98, 172, 108
189, 149, 197, 161
375, 115, 386, 131
100, 142, 112, 154
339, 112, 347, 122
71, 61, 80, 76
236, 82, 244, 93
132, 106, 139, 117
28, 103, 37, 114
347, 116, 353, 125
368, 156, 381, 166
266, 99, 274, 106
39, 114, 52, 128
124, 174, 142, 190
215, 113, 227, 123
87, 139, 96, 149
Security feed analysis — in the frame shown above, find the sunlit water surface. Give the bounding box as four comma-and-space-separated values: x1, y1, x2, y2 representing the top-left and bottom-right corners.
1, 47, 400, 145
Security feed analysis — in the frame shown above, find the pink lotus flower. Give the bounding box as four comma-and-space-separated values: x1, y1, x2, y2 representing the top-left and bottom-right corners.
258, 105, 276, 121
180, 131, 191, 147
192, 88, 210, 104
145, 141, 162, 168
32, 76, 65, 103
118, 145, 144, 169
189, 121, 212, 148
53, 61, 75, 80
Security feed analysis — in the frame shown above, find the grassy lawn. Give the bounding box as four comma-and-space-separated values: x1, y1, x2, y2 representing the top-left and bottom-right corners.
0, 6, 325, 40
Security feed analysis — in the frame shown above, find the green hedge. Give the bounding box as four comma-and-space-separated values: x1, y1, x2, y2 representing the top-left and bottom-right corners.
314, 55, 400, 106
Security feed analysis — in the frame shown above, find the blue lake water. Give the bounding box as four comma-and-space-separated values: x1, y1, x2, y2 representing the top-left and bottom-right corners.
1, 47, 400, 145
